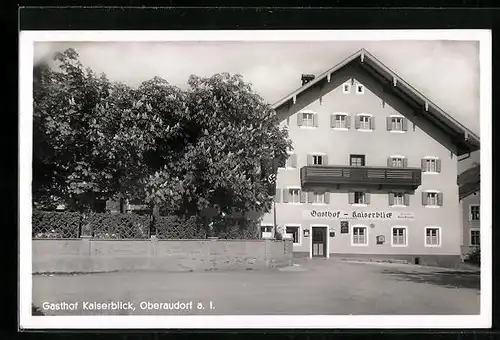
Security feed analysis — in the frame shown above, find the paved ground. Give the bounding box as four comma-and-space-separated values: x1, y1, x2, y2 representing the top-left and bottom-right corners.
32, 258, 480, 315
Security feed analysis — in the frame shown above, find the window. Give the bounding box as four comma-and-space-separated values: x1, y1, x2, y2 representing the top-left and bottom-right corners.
352, 226, 367, 245
470, 229, 480, 246
470, 205, 480, 221
332, 114, 350, 129
349, 191, 369, 205
356, 84, 365, 94
392, 227, 407, 246
387, 116, 407, 131
391, 157, 404, 168
425, 227, 441, 246
422, 157, 441, 173
342, 83, 351, 93
359, 115, 371, 130
260, 225, 273, 238
392, 193, 405, 206
313, 192, 325, 204
350, 154, 365, 167
313, 155, 323, 165
302, 112, 315, 127
422, 191, 443, 207
285, 226, 300, 245
287, 189, 300, 203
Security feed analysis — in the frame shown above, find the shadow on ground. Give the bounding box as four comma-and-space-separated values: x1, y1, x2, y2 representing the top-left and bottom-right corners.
380, 269, 480, 290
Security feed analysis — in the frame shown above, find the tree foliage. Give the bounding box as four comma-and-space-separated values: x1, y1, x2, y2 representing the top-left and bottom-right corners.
33, 48, 292, 226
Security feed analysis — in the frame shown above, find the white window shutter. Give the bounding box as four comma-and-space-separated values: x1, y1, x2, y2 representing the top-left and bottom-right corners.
324, 192, 330, 204
282, 189, 289, 203
370, 117, 375, 130
436, 159, 442, 173
365, 193, 371, 204
402, 118, 408, 131
437, 192, 443, 206
348, 192, 354, 204
307, 192, 314, 203
404, 193, 410, 206
313, 114, 319, 127
330, 115, 335, 128
307, 154, 313, 165
300, 191, 307, 203
388, 193, 395, 206
421, 192, 427, 206
355, 116, 360, 129
386, 117, 392, 131
292, 154, 297, 167
421, 159, 426, 171
323, 154, 328, 166
346, 115, 351, 129
297, 113, 303, 126
274, 189, 281, 203
387, 157, 392, 167
403, 158, 408, 168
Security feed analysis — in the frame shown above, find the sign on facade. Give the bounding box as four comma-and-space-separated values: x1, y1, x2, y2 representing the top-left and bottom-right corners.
303, 210, 415, 221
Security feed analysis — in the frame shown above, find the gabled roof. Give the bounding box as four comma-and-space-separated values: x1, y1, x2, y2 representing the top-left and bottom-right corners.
458, 164, 480, 200
272, 48, 480, 156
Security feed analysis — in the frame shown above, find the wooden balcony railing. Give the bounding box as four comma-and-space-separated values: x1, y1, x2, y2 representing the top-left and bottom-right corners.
300, 165, 422, 189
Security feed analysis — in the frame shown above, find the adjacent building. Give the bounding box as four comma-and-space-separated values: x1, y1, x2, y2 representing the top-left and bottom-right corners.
458, 164, 480, 258
260, 49, 480, 267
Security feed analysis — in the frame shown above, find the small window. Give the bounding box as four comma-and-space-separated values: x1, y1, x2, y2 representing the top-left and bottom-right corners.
422, 191, 442, 207
359, 115, 371, 130
391, 157, 404, 168
342, 83, 351, 94
354, 192, 366, 204
392, 227, 407, 246
470, 205, 480, 221
350, 154, 365, 167
422, 158, 441, 173
356, 84, 365, 94
352, 226, 367, 245
288, 189, 300, 203
313, 192, 325, 204
285, 226, 300, 245
260, 225, 273, 238
335, 114, 347, 129
393, 193, 404, 206
302, 112, 315, 127
425, 227, 441, 246
391, 117, 404, 131
313, 155, 323, 165
470, 229, 480, 246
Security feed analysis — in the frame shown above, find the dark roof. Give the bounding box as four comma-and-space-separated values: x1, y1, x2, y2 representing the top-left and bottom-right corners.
458, 165, 480, 199
272, 48, 480, 156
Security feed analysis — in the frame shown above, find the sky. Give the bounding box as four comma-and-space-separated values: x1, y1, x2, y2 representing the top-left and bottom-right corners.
34, 40, 481, 170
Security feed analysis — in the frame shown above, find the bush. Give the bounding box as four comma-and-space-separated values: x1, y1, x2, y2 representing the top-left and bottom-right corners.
465, 247, 480, 266
211, 216, 260, 239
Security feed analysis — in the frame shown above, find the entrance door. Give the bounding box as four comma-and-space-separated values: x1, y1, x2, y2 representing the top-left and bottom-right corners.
312, 227, 327, 257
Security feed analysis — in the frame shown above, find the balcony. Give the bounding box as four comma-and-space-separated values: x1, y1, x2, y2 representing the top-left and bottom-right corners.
300, 165, 422, 190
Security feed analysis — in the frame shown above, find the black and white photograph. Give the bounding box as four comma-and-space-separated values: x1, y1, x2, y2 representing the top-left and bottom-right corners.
19, 30, 491, 329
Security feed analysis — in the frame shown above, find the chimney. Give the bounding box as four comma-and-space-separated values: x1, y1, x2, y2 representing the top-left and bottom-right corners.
301, 74, 315, 86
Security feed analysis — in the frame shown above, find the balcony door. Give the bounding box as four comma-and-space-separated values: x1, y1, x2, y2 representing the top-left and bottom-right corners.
350, 154, 365, 167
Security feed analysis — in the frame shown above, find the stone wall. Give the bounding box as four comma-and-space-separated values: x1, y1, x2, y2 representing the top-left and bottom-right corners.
32, 237, 293, 274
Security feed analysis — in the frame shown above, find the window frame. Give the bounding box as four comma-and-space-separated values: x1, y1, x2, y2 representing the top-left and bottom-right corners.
342, 82, 351, 94
389, 115, 405, 132
422, 156, 439, 174
424, 226, 442, 247
312, 192, 326, 205
302, 112, 315, 128
259, 223, 274, 239
470, 228, 480, 246
333, 112, 349, 130
469, 204, 480, 222
358, 114, 372, 130
284, 151, 297, 170
390, 155, 405, 168
312, 154, 324, 166
284, 224, 302, 246
423, 190, 441, 208
350, 154, 366, 167
351, 225, 369, 246
391, 226, 408, 247
287, 187, 301, 204
352, 191, 367, 206
355, 84, 365, 95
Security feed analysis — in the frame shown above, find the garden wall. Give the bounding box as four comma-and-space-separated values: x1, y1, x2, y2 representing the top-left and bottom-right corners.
32, 237, 294, 273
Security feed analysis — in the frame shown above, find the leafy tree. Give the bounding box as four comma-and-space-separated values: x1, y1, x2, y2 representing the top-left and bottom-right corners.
34, 49, 293, 236
144, 73, 292, 227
